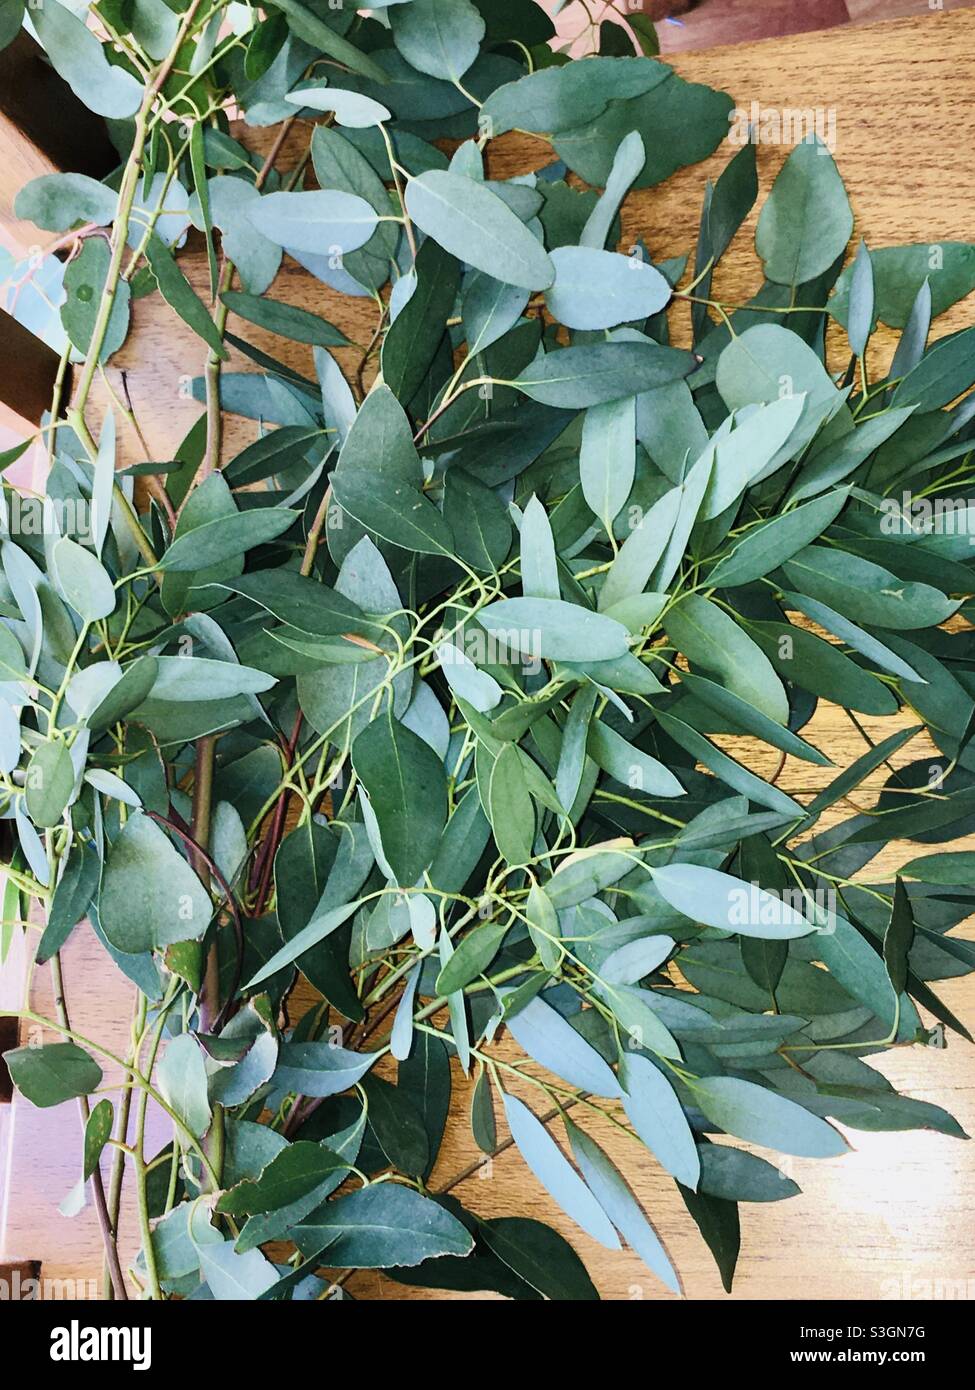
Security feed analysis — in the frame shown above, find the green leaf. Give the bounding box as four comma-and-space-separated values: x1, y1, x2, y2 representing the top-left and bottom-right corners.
4, 1042, 102, 1109
480, 57, 669, 137
830, 241, 975, 329
487, 744, 535, 865
390, 0, 485, 82
755, 136, 853, 287
435, 920, 509, 994
678, 1183, 739, 1293
502, 1092, 621, 1248
146, 656, 276, 701
699, 1143, 800, 1203
689, 1076, 849, 1157
218, 1141, 347, 1216
361, 1074, 429, 1175
546, 248, 670, 330
274, 1041, 377, 1097
785, 408, 914, 505
352, 709, 448, 884
478, 596, 630, 663
144, 235, 229, 360
405, 171, 555, 290
62, 239, 130, 361
15, 173, 116, 231
294, 1184, 474, 1267
566, 1120, 680, 1293
33, 0, 142, 117
520, 494, 560, 601
331, 472, 454, 556
781, 546, 957, 630
220, 290, 349, 346
580, 396, 636, 534
479, 1216, 598, 1300
157, 1034, 211, 1141
51, 538, 116, 623
197, 1239, 278, 1300
708, 490, 849, 587
99, 810, 213, 953
587, 719, 685, 797
223, 426, 329, 487
883, 878, 915, 999
248, 190, 379, 256
503, 992, 622, 1097
846, 239, 874, 358
244, 902, 362, 989
25, 739, 75, 828
651, 864, 816, 939
515, 341, 698, 408
665, 593, 789, 725
382, 237, 460, 403
83, 1099, 114, 1181
620, 1053, 700, 1188
158, 507, 297, 571
285, 82, 391, 128
580, 130, 646, 250
442, 468, 512, 574
270, 0, 389, 83
37, 842, 100, 964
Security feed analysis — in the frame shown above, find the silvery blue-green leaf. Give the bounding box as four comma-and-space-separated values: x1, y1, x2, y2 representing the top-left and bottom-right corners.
316, 348, 357, 443
502, 1093, 621, 1249
519, 494, 560, 602
779, 590, 925, 682
556, 685, 596, 813
148, 657, 276, 701
846, 239, 874, 358
830, 242, 974, 330
525, 881, 561, 972
566, 1120, 680, 1293
651, 864, 817, 939
98, 810, 213, 952
787, 407, 914, 507
32, 0, 143, 118
478, 597, 630, 663
405, 171, 555, 291
51, 537, 116, 622
707, 489, 850, 587
665, 593, 789, 725
157, 1034, 212, 1141
781, 546, 957, 630
245, 901, 362, 988
248, 190, 379, 255
15, 802, 50, 886
267, 0, 388, 83
130, 173, 191, 249
587, 719, 685, 798
91, 410, 115, 557
206, 178, 282, 296
286, 82, 391, 127
159, 506, 297, 571
755, 136, 853, 287
516, 340, 698, 408
437, 641, 502, 712
25, 739, 74, 828
438, 928, 471, 1074
401, 681, 450, 760
273, 1041, 378, 1097
715, 324, 840, 457
621, 1054, 700, 1189
197, 1238, 279, 1300
546, 247, 670, 330
690, 1076, 849, 1158
580, 396, 636, 534
391, 962, 422, 1061
597, 485, 681, 612
546, 842, 635, 909
14, 173, 116, 232
211, 1030, 278, 1107
580, 130, 646, 250
814, 910, 919, 1039
702, 393, 806, 519
651, 447, 714, 591
0, 700, 19, 775
406, 893, 437, 949
503, 991, 622, 1097
84, 768, 142, 809
462, 271, 529, 354
656, 709, 805, 819
389, 0, 485, 82
601, 936, 675, 986
129, 0, 179, 59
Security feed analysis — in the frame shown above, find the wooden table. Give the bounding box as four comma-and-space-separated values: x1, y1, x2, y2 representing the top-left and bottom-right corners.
3, 8, 975, 1301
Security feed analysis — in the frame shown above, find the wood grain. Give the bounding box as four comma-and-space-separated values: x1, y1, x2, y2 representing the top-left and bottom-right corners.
3, 9, 975, 1301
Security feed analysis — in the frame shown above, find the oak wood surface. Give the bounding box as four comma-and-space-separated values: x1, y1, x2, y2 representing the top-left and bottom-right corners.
3, 9, 975, 1301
